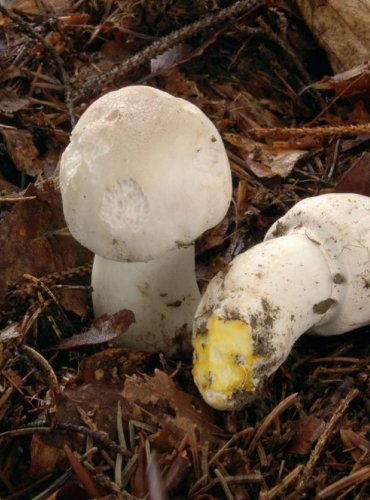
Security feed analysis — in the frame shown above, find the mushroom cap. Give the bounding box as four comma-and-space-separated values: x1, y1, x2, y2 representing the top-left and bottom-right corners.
60, 86, 232, 261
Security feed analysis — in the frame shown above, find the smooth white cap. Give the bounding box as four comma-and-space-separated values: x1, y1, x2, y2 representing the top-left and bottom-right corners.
59, 86, 232, 261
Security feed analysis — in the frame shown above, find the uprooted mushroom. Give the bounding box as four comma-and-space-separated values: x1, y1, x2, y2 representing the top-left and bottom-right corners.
193, 193, 370, 410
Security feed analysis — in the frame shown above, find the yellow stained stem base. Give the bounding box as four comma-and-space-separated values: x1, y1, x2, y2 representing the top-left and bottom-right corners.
193, 315, 260, 409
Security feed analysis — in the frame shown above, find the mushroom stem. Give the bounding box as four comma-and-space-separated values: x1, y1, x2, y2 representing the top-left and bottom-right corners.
193, 233, 333, 410
92, 245, 201, 353
192, 193, 370, 410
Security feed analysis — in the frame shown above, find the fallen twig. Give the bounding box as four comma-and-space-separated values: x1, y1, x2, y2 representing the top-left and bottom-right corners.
296, 388, 359, 494
250, 123, 370, 140
73, 0, 264, 104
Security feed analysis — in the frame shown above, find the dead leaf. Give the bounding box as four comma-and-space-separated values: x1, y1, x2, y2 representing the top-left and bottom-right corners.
297, 1, 370, 73
340, 429, 370, 462
133, 434, 147, 498
34, 349, 154, 471
225, 134, 307, 178
122, 369, 220, 449
197, 217, 229, 254
3, 0, 73, 14
29, 432, 66, 478
334, 152, 370, 196
59, 13, 90, 26
0, 322, 22, 343
162, 67, 202, 99
50, 310, 135, 350
55, 288, 89, 318
0, 126, 41, 176
76, 348, 154, 384
312, 61, 370, 99
0, 179, 92, 306
163, 450, 190, 494
0, 90, 29, 117
56, 350, 151, 437
289, 415, 326, 455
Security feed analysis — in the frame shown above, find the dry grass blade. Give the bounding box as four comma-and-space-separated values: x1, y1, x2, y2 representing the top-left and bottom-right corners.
266, 464, 304, 499
317, 465, 370, 499
22, 345, 59, 394
246, 393, 299, 456
0, 196, 36, 202
214, 468, 234, 500
63, 444, 102, 498
208, 426, 254, 466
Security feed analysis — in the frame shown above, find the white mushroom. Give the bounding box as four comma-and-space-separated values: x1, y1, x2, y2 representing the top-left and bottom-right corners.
192, 193, 370, 410
59, 85, 232, 353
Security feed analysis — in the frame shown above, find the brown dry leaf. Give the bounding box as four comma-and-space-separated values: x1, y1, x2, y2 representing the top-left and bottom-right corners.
163, 450, 191, 494
29, 432, 66, 479
50, 310, 135, 350
3, 0, 73, 14
60, 350, 152, 427
54, 288, 89, 318
289, 415, 326, 455
0, 179, 92, 305
132, 434, 147, 498
162, 67, 202, 99
0, 322, 22, 343
0, 126, 41, 176
197, 217, 229, 254
297, 0, 370, 73
0, 90, 29, 117
225, 134, 307, 178
76, 348, 153, 383
32, 349, 154, 472
340, 429, 370, 462
59, 13, 90, 27
122, 369, 220, 449
55, 382, 125, 442
334, 152, 370, 196
312, 61, 370, 99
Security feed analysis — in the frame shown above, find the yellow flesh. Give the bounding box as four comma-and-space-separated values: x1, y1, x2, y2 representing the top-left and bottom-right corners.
193, 315, 259, 409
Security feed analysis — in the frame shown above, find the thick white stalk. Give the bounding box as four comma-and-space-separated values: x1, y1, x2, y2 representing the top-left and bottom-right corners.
92, 245, 200, 353
193, 233, 333, 409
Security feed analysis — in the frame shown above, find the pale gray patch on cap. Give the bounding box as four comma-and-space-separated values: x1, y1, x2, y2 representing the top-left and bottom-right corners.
100, 178, 150, 233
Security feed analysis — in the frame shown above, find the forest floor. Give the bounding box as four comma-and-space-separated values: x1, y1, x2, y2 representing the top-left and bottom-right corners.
0, 1, 369, 498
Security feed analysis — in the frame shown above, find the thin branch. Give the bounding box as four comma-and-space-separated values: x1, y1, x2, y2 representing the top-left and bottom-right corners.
73, 0, 264, 104
0, 5, 75, 126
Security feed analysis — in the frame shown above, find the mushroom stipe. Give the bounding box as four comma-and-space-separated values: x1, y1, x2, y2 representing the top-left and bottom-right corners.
192, 193, 370, 410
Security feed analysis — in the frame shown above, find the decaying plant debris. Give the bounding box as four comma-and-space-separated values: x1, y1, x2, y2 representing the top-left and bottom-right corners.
0, 1, 369, 498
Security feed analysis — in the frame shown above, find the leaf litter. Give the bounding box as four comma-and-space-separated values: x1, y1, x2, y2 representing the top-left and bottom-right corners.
0, 1, 369, 498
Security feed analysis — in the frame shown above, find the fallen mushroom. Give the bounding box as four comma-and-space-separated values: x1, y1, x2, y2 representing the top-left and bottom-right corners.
193, 193, 370, 410
59, 85, 232, 353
